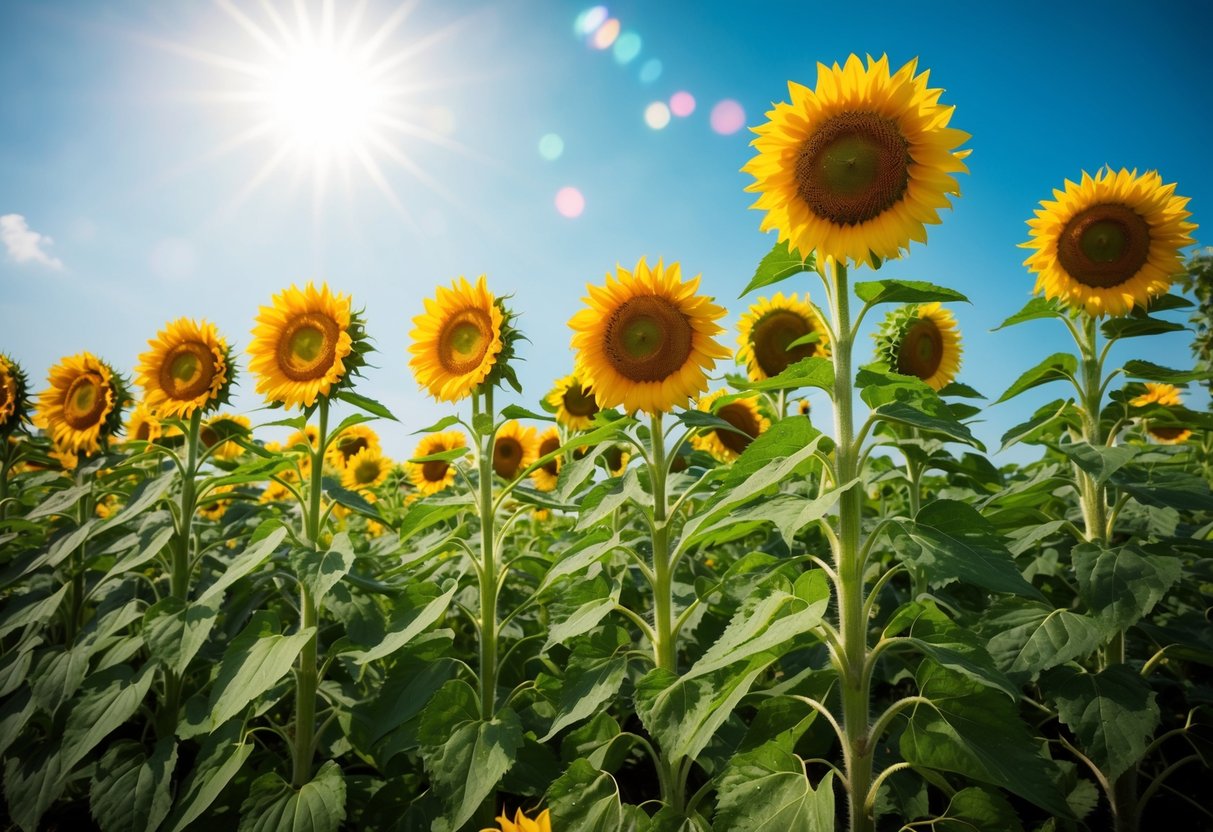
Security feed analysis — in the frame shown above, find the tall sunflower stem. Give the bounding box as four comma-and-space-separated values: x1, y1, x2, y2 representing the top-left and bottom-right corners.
473, 388, 501, 827
650, 412, 676, 673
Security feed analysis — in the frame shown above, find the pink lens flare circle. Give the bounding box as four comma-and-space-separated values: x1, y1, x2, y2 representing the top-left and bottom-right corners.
555, 186, 585, 218
710, 99, 746, 135
669, 91, 695, 117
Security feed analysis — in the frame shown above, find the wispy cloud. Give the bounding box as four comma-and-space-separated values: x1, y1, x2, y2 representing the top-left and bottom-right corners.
0, 214, 63, 269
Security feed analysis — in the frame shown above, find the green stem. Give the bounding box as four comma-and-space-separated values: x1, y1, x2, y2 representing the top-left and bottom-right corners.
650, 412, 676, 674
161, 411, 202, 739
477, 387, 499, 717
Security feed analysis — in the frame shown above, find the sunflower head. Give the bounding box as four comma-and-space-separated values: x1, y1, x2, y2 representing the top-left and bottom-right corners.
287, 425, 320, 452
410, 276, 521, 402
408, 430, 468, 496
124, 402, 163, 444
531, 426, 562, 492
737, 293, 831, 381
481, 807, 551, 832
1023, 168, 1197, 317
569, 258, 729, 414
493, 420, 538, 480
326, 423, 382, 469
798, 399, 811, 416
546, 374, 601, 430
874, 303, 962, 391
136, 318, 234, 419
201, 413, 251, 461
0, 353, 32, 436
34, 352, 128, 456
1130, 382, 1192, 444
249, 283, 367, 409
690, 389, 771, 461
197, 484, 236, 521
744, 54, 970, 265
602, 445, 630, 477
341, 447, 392, 491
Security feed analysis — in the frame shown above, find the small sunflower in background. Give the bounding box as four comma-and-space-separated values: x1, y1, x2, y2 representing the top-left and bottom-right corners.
1023, 168, 1196, 316
874, 303, 962, 391
480, 807, 550, 832
602, 445, 630, 477
35, 352, 127, 456
341, 447, 392, 491
0, 353, 31, 436
744, 54, 969, 265
408, 430, 467, 496
690, 390, 771, 462
531, 426, 561, 492
547, 373, 600, 429
326, 423, 381, 469
569, 257, 728, 414
135, 318, 234, 419
493, 420, 537, 480
201, 413, 251, 461
248, 282, 368, 408
409, 275, 522, 402
286, 424, 320, 451
737, 293, 830, 381
1130, 382, 1192, 445
197, 483, 236, 521
798, 399, 811, 417
124, 402, 162, 444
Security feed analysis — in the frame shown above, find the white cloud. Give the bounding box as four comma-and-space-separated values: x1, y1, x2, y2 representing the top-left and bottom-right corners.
0, 214, 63, 269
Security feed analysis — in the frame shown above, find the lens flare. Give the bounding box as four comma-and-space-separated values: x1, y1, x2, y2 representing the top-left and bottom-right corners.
639, 58, 663, 84
555, 186, 585, 218
613, 32, 641, 64
670, 91, 696, 117
591, 18, 620, 49
539, 133, 565, 160
574, 6, 609, 36
644, 101, 671, 129
710, 99, 746, 135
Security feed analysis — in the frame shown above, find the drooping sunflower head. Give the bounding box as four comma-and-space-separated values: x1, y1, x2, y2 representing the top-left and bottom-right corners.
248, 282, 366, 409
409, 276, 521, 402
1022, 168, 1196, 317
34, 352, 128, 456
408, 430, 468, 496
531, 426, 562, 492
736, 293, 831, 381
481, 807, 551, 832
690, 389, 771, 461
341, 447, 392, 491
201, 413, 251, 461
1130, 382, 1192, 444
0, 353, 32, 436
569, 258, 729, 414
326, 423, 382, 469
874, 302, 962, 391
744, 54, 970, 266
546, 374, 600, 430
124, 402, 162, 444
136, 318, 234, 419
493, 420, 537, 480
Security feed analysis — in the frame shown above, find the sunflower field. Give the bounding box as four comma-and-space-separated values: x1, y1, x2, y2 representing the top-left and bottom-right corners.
3, 53, 1213, 832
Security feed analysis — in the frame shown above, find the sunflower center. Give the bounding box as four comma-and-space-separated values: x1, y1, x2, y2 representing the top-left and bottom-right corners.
135, 421, 153, 441
897, 318, 944, 381
605, 296, 694, 383
200, 426, 219, 447
438, 310, 493, 376
278, 312, 341, 382
563, 382, 599, 418
752, 310, 818, 377
493, 437, 523, 478
354, 458, 381, 485
716, 402, 761, 455
421, 460, 450, 483
539, 436, 561, 477
159, 341, 218, 402
603, 445, 626, 474
1057, 203, 1151, 289
338, 436, 369, 462
1149, 425, 1187, 442
63, 373, 108, 430
795, 112, 910, 226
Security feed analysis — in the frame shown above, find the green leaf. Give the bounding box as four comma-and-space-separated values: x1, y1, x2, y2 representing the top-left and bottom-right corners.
982, 599, 1115, 678
993, 296, 1065, 330
1072, 543, 1181, 631
544, 573, 620, 650
96, 523, 175, 589
418, 680, 524, 832
337, 389, 397, 420
1000, 399, 1075, 451
1121, 360, 1211, 383
238, 760, 346, 832
500, 404, 552, 421
143, 594, 222, 677
736, 356, 834, 393
541, 626, 631, 741
293, 532, 356, 607
883, 600, 1018, 698
548, 759, 625, 832
89, 739, 178, 832
714, 742, 835, 832
894, 501, 1041, 598
4, 744, 67, 832
0, 583, 70, 640
538, 530, 625, 593
874, 400, 980, 447
1054, 443, 1139, 486
163, 721, 254, 832
322, 481, 384, 522
473, 412, 494, 436
854, 279, 968, 305
1109, 467, 1213, 511
204, 612, 314, 732
353, 582, 457, 665
60, 664, 157, 774
352, 657, 458, 768
414, 415, 460, 433
575, 468, 648, 531
935, 787, 1024, 832
30, 645, 91, 714
25, 483, 91, 520
740, 240, 815, 297
1100, 314, 1186, 340
900, 662, 1072, 818
859, 365, 980, 447
721, 481, 858, 547
1040, 665, 1159, 782
197, 522, 288, 604
996, 353, 1077, 403
97, 474, 175, 531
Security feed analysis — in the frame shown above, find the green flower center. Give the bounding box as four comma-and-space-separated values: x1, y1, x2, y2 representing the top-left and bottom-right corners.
63, 372, 108, 430
605, 295, 693, 383
278, 312, 341, 382
438, 309, 494, 376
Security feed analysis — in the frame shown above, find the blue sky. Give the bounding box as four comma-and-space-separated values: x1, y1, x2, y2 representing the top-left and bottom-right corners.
1, 0, 1209, 463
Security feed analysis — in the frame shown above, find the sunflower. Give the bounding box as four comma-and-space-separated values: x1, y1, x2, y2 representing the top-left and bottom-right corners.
0, 354, 31, 435
1130, 382, 1192, 444
248, 283, 365, 409
531, 427, 562, 492
341, 447, 392, 491
201, 413, 251, 461
491, 420, 537, 480
874, 303, 962, 391
690, 390, 771, 461
570, 258, 729, 414
136, 318, 232, 419
798, 399, 811, 416
744, 54, 970, 266
326, 423, 382, 469
410, 276, 518, 402
1022, 168, 1196, 317
480, 807, 551, 832
408, 430, 468, 496
287, 425, 320, 452
259, 442, 305, 503
124, 402, 162, 444
34, 352, 126, 456
603, 445, 630, 477
736, 293, 831, 381
197, 484, 236, 521
547, 374, 600, 429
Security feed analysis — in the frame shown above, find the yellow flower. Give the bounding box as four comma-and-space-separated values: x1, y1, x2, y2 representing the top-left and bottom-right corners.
408, 431, 468, 495
248, 283, 356, 408
603, 445, 630, 477
135, 318, 231, 419
287, 424, 320, 451
798, 399, 811, 416
736, 293, 830, 381
689, 390, 771, 461
409, 276, 505, 402
874, 303, 962, 391
531, 427, 561, 492
198, 484, 236, 521
547, 374, 600, 430
201, 413, 251, 460
744, 54, 970, 265
1130, 382, 1192, 444
326, 423, 382, 469
341, 447, 392, 491
481, 807, 551, 832
124, 402, 162, 444
1022, 168, 1196, 316
569, 257, 729, 414
34, 352, 124, 456
493, 420, 537, 480
0, 353, 31, 435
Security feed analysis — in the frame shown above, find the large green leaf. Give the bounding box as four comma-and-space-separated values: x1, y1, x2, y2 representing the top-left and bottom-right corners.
576, 468, 648, 531
1101, 314, 1187, 340
30, 645, 91, 714
60, 663, 156, 774
999, 399, 1075, 451
1121, 360, 1210, 383
548, 759, 627, 832
854, 279, 967, 305
0, 583, 69, 640
1109, 467, 1213, 511
293, 532, 356, 607
89, 739, 178, 832
163, 720, 254, 832
4, 744, 67, 832
1072, 543, 1181, 631
721, 481, 858, 546
934, 787, 1024, 832
352, 582, 457, 665
352, 657, 458, 767
714, 742, 835, 832
544, 573, 620, 650
982, 599, 1115, 678
993, 296, 1065, 330
1040, 665, 1159, 782
197, 522, 288, 604
542, 626, 631, 741
143, 594, 222, 677
882, 600, 1018, 698
995, 353, 1077, 403
900, 662, 1072, 818
238, 760, 347, 832
740, 240, 815, 297
204, 612, 314, 732
97, 474, 174, 532
1054, 443, 1139, 486
735, 356, 834, 393
859, 365, 979, 446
